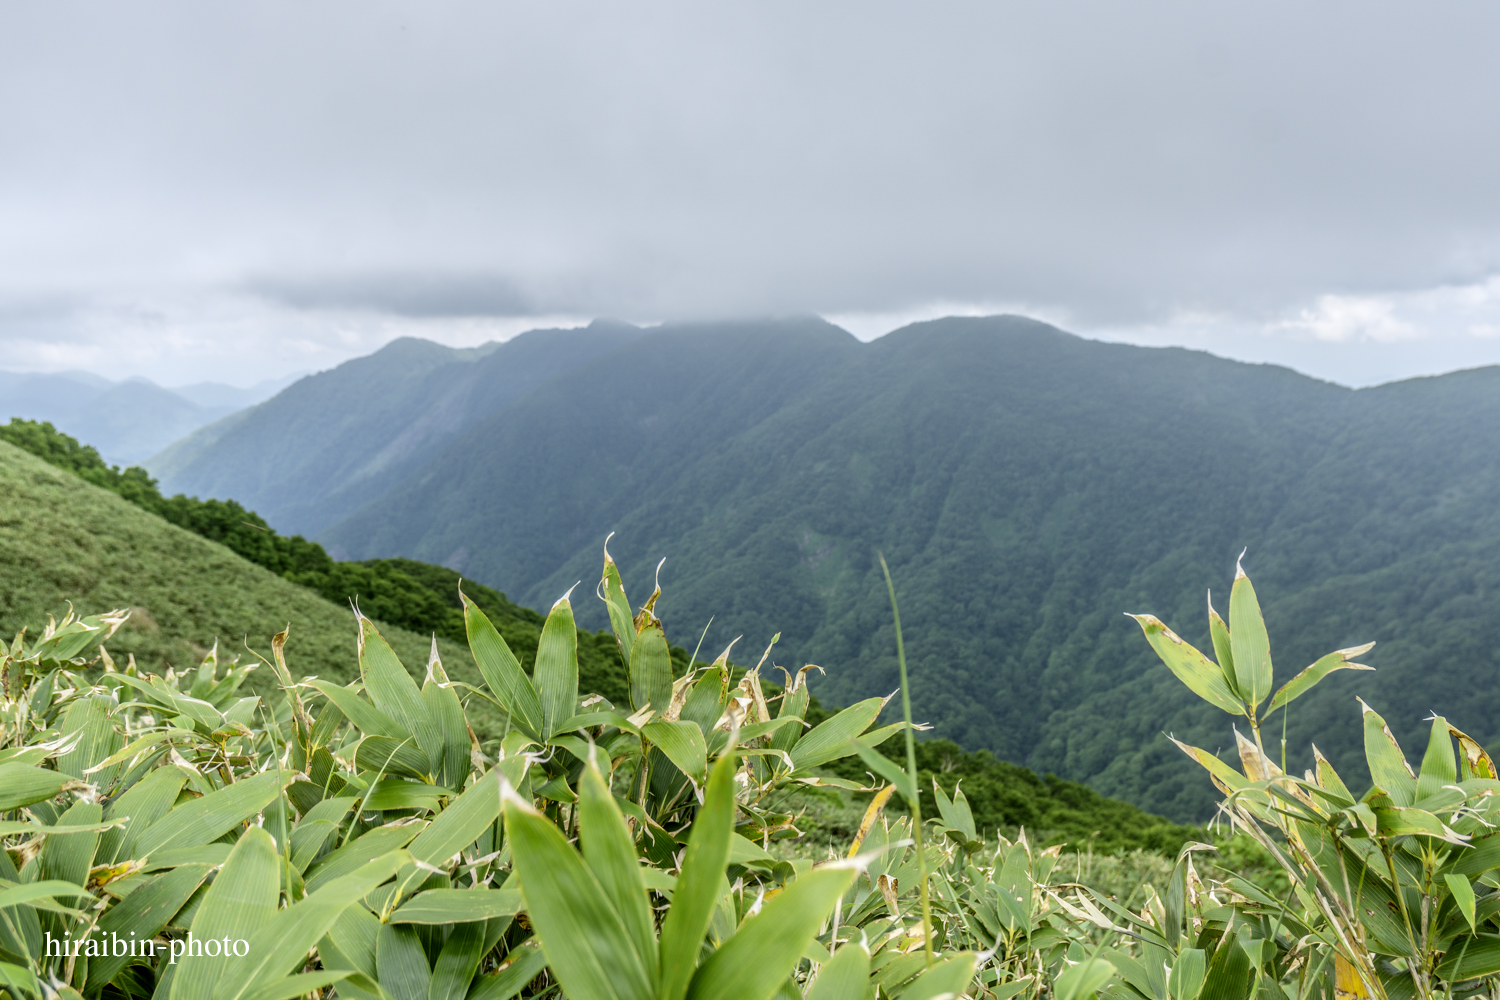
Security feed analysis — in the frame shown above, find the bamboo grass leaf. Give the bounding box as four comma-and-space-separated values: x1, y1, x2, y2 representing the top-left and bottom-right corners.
1168, 737, 1247, 794
304, 680, 406, 739
789, 697, 890, 771
213, 850, 410, 1000
239, 970, 359, 1000
1359, 698, 1416, 806
40, 801, 102, 887
1227, 557, 1273, 709
0, 881, 95, 909
358, 617, 444, 774
1267, 643, 1375, 715
1207, 592, 1236, 694
1445, 874, 1477, 933
1055, 957, 1117, 1000
683, 864, 860, 1000
428, 920, 488, 1000
57, 695, 122, 788
804, 942, 870, 1000
170, 826, 280, 1000
503, 792, 654, 1000
354, 735, 432, 782
0, 762, 73, 810
99, 765, 188, 863
423, 645, 472, 790
376, 922, 432, 1000
602, 536, 639, 667
659, 750, 738, 1000
535, 593, 581, 740
897, 952, 980, 1000
134, 769, 291, 859
388, 888, 522, 923
578, 755, 658, 985
406, 764, 506, 869
467, 940, 548, 1000
1417, 714, 1459, 803
642, 720, 708, 787
303, 822, 425, 894
630, 620, 674, 716
1128, 616, 1244, 717
85, 863, 214, 989
462, 592, 545, 741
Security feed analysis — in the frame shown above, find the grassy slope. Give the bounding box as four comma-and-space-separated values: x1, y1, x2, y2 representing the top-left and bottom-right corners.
0, 440, 482, 711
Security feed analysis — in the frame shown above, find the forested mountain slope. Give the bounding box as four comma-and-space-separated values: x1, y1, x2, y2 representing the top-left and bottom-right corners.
157, 315, 1500, 820
150, 320, 644, 537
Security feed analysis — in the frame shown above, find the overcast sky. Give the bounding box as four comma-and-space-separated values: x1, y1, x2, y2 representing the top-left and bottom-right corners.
2, 2, 1498, 388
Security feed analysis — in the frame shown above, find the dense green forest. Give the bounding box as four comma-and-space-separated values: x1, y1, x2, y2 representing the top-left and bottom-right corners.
0, 424, 1198, 853
150, 315, 1500, 820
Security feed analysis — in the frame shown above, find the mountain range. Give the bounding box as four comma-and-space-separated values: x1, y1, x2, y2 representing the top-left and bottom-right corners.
148, 316, 1500, 821
2, 370, 296, 464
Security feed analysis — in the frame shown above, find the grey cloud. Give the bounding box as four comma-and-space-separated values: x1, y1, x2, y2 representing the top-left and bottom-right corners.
1, 1, 1499, 382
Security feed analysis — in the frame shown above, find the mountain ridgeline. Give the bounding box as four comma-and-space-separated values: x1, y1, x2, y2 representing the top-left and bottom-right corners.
151, 316, 1500, 821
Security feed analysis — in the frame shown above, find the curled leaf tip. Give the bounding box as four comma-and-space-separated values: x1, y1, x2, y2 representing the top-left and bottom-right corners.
554, 581, 581, 608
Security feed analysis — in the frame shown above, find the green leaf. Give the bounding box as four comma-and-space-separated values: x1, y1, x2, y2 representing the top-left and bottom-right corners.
429, 920, 488, 1000
304, 679, 406, 739
1267, 644, 1375, 715
789, 697, 888, 771
1055, 958, 1117, 1000
1360, 699, 1416, 807
504, 795, 655, 1000
0, 880, 94, 909
643, 719, 709, 787
1207, 593, 1235, 692
899, 952, 980, 1000
388, 888, 523, 923
354, 735, 432, 782
240, 970, 358, 1000
40, 800, 102, 887
804, 942, 870, 1000
171, 827, 280, 1000
0, 762, 71, 810
99, 764, 188, 864
602, 538, 639, 668
1128, 616, 1244, 716
1227, 559, 1273, 709
849, 739, 916, 804
1168, 738, 1246, 793
630, 620, 674, 716
462, 592, 545, 741
358, 618, 443, 775
134, 769, 290, 859
406, 764, 506, 869
577, 756, 658, 984
535, 594, 580, 740
685, 864, 860, 1000
1170, 949, 1207, 1000
86, 863, 213, 989
376, 922, 432, 1000
362, 779, 449, 812
1446, 874, 1477, 933
1418, 714, 1459, 803
214, 850, 410, 1000
1373, 805, 1469, 845
468, 940, 549, 1000
659, 750, 738, 1000
57, 695, 123, 788
303, 822, 425, 894
423, 648, 473, 790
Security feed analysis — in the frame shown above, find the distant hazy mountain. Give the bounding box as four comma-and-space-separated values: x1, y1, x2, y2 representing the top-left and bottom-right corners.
144, 315, 1500, 821
1, 371, 290, 465
149, 321, 644, 537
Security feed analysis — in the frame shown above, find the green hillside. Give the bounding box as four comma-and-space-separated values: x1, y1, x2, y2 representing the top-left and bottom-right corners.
140, 315, 1500, 821
0, 440, 497, 719
0, 434, 1200, 855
